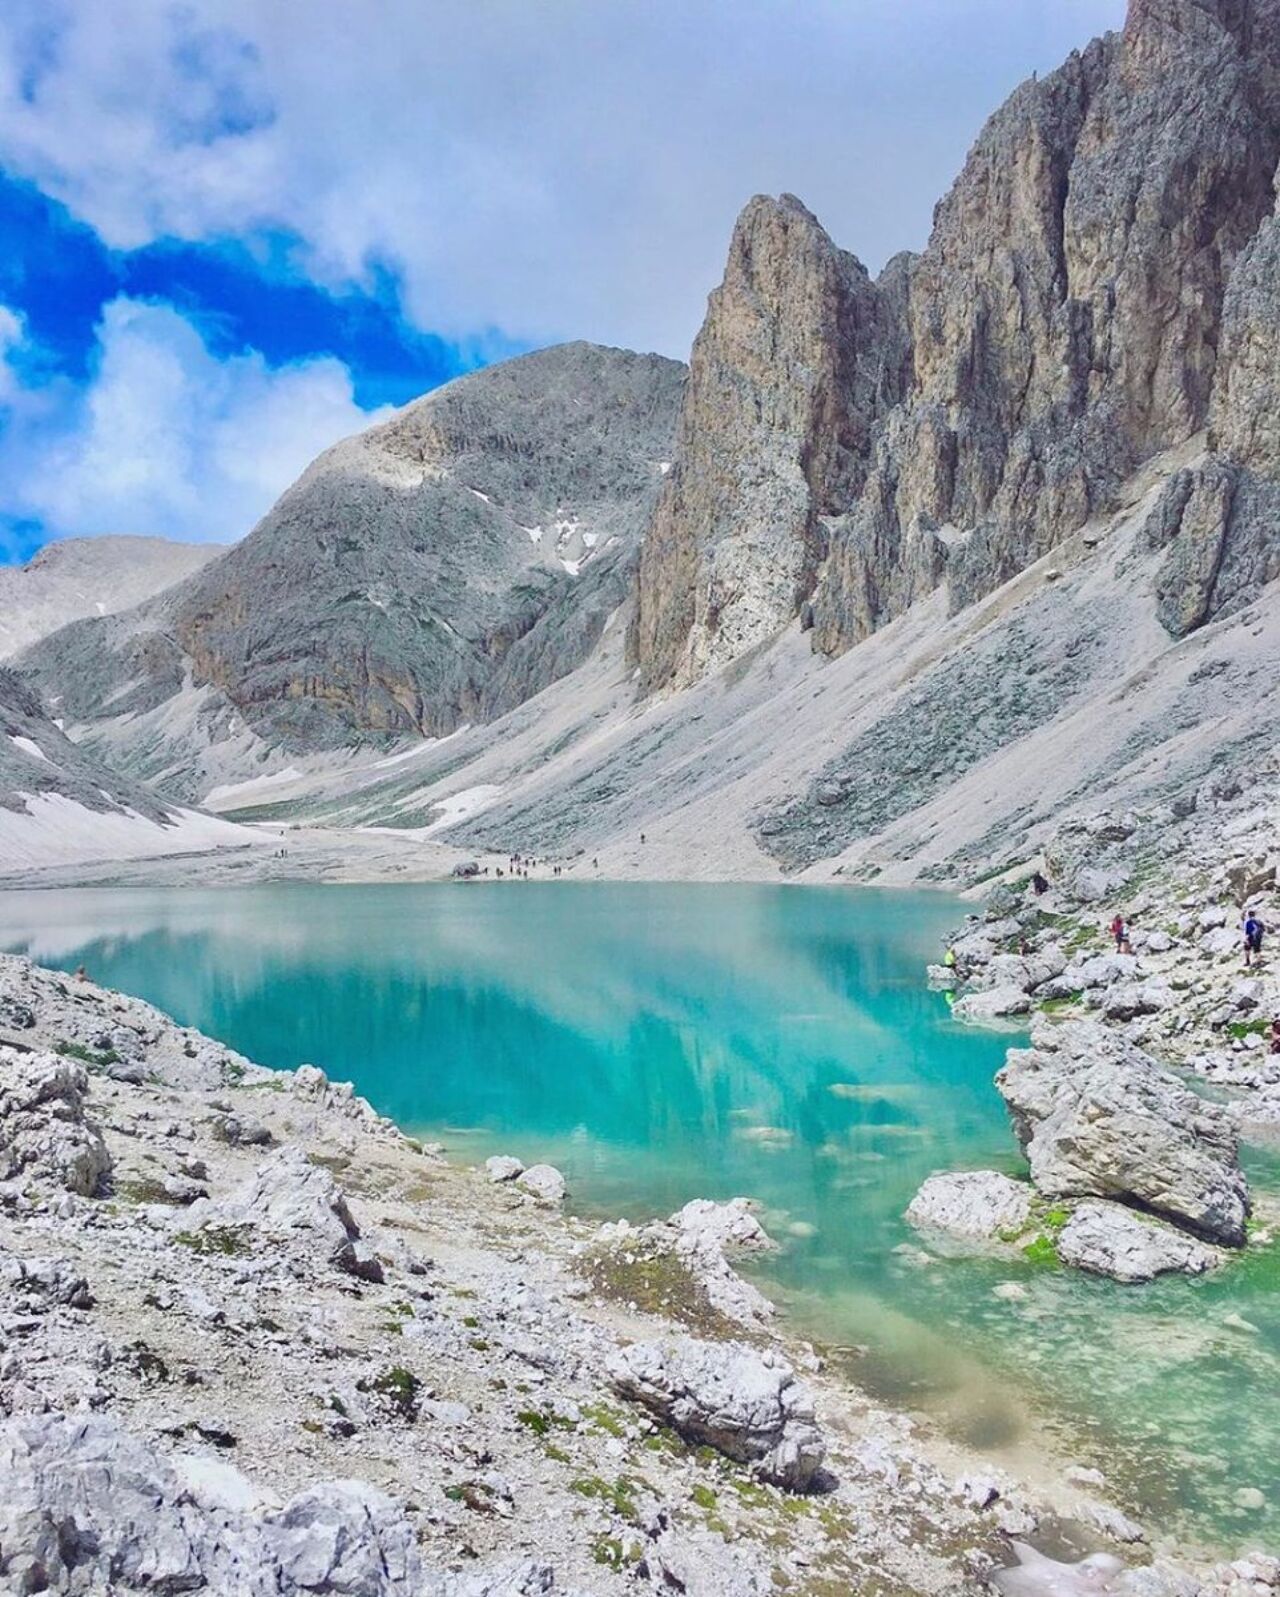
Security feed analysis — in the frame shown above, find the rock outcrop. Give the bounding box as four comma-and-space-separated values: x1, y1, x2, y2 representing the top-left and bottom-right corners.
606, 1335, 825, 1491
1056, 1200, 1222, 1283
630, 195, 908, 691
183, 1146, 384, 1282
631, 0, 1280, 689
997, 1019, 1249, 1245
0, 1051, 111, 1199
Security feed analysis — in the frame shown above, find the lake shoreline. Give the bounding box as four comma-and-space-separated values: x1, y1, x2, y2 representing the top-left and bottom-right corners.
2, 946, 1273, 1593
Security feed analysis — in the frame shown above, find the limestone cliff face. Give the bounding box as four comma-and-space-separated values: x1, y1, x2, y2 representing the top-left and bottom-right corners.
630, 196, 908, 693
635, 0, 1280, 684
1146, 159, 1280, 636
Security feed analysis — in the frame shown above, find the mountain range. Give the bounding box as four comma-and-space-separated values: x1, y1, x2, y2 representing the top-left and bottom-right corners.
7, 0, 1280, 885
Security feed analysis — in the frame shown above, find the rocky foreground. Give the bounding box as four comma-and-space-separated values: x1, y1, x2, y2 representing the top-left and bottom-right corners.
1, 952, 1276, 1596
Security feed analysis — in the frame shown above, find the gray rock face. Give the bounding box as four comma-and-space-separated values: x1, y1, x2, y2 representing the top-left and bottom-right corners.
0, 667, 173, 827
1056, 1200, 1222, 1282
0, 1050, 111, 1198
630, 194, 908, 691
997, 1019, 1249, 1244
0, 536, 224, 661
1148, 164, 1280, 637
183, 1145, 383, 1281
0, 1411, 427, 1595
906, 1171, 1033, 1242
632, 0, 1280, 686
606, 1335, 825, 1490
22, 343, 683, 799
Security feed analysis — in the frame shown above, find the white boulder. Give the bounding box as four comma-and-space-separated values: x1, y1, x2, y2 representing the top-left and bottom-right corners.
606, 1335, 825, 1490
906, 1171, 1033, 1242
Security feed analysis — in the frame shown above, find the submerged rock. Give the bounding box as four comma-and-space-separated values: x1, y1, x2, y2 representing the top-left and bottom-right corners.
906, 1171, 1033, 1243
1056, 1201, 1222, 1283
606, 1334, 825, 1491
953, 986, 1033, 1023
998, 1020, 1249, 1245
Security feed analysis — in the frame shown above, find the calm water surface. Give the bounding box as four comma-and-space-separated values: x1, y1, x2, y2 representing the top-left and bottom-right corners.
1, 882, 1277, 1553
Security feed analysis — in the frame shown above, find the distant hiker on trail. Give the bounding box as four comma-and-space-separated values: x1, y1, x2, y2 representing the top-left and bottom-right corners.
1244, 911, 1265, 968
1032, 870, 1049, 896
1110, 914, 1127, 953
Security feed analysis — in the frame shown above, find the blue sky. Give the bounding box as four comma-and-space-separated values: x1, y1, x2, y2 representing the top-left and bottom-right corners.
0, 0, 1123, 561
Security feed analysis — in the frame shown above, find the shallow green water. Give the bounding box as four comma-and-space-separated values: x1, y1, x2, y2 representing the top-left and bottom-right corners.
1, 881, 1277, 1553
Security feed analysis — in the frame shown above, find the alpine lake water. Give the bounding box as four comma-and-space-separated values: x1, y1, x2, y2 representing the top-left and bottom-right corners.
1, 881, 1277, 1556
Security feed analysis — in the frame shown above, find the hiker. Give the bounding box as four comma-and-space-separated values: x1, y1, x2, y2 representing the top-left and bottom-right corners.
1032, 870, 1049, 896
1244, 910, 1265, 968
1110, 913, 1127, 953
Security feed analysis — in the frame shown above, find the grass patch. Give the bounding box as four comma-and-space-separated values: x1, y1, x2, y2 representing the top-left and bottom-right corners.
516, 1407, 574, 1437
582, 1401, 628, 1438
175, 1224, 252, 1258
592, 1537, 639, 1570
1228, 1019, 1267, 1039
118, 1177, 183, 1206
690, 1483, 718, 1510
570, 1475, 643, 1522
55, 1038, 119, 1070
578, 1241, 734, 1335
1039, 991, 1084, 1014
1021, 1234, 1060, 1268
357, 1365, 421, 1422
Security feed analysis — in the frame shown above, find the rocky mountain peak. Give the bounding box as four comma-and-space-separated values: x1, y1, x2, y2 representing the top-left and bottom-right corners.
632, 0, 1280, 687
630, 193, 908, 692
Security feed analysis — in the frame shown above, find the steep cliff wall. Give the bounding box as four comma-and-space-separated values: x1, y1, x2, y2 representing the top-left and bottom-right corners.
634, 0, 1280, 689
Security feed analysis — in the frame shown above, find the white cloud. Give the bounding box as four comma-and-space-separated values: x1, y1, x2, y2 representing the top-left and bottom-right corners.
0, 0, 1126, 358
0, 296, 389, 542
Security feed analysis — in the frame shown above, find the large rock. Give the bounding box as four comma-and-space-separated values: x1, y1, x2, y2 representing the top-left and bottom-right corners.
606, 1335, 825, 1490
1056, 1201, 1222, 1283
906, 1172, 1033, 1243
183, 1146, 383, 1282
0, 1049, 111, 1198
952, 986, 1032, 1024
997, 1020, 1249, 1244
515, 1164, 566, 1204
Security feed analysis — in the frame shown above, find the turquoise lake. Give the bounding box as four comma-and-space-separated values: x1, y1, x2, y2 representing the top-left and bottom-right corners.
1, 881, 1277, 1554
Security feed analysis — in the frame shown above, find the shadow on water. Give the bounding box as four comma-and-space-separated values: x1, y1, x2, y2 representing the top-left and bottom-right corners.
1, 880, 1277, 1553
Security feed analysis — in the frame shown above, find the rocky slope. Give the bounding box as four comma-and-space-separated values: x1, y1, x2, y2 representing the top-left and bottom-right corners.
2, 951, 1277, 1596
0, 536, 224, 660
632, 0, 1280, 691
0, 666, 253, 871
19, 343, 683, 802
